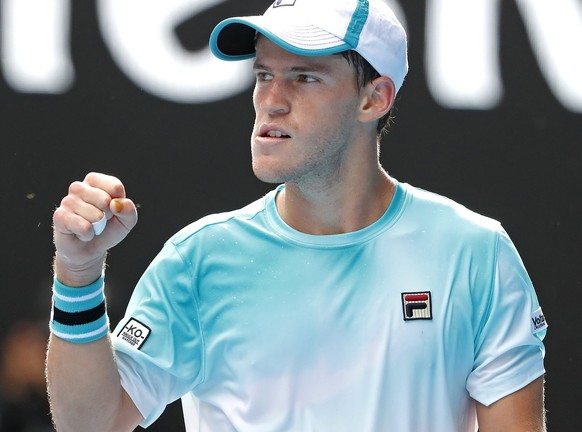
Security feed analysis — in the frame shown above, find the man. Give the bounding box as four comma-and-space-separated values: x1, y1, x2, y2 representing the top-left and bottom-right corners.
46, 0, 547, 431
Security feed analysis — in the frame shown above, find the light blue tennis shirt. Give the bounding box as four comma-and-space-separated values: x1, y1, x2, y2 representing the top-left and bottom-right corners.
113, 182, 547, 432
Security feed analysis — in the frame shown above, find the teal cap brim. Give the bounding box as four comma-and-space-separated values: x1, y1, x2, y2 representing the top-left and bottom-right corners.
209, 17, 351, 61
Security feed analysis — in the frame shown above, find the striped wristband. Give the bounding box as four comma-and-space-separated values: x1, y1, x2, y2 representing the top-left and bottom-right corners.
50, 276, 109, 343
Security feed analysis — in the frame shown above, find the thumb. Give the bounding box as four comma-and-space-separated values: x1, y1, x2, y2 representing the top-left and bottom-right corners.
109, 198, 138, 233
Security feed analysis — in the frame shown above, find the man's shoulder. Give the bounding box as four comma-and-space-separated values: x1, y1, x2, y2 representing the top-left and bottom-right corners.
402, 183, 502, 234
167, 189, 276, 247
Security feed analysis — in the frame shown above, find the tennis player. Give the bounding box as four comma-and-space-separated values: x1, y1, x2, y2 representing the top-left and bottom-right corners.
46, 0, 547, 431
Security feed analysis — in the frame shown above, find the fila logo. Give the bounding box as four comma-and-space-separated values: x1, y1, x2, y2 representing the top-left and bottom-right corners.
273, 0, 297, 8
118, 318, 151, 350
402, 292, 433, 321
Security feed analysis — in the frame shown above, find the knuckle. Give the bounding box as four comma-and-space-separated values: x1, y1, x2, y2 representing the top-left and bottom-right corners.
79, 219, 94, 235
97, 195, 112, 211
52, 207, 64, 224
52, 207, 73, 232
111, 183, 126, 197
59, 195, 76, 209
83, 172, 99, 182
68, 181, 84, 195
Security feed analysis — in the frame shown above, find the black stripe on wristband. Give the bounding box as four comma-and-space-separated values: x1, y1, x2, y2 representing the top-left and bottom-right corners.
52, 301, 106, 326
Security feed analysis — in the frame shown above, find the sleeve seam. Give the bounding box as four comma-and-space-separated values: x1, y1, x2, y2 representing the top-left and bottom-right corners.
169, 240, 207, 391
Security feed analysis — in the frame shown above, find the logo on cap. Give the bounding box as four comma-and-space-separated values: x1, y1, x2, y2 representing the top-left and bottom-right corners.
402, 292, 433, 321
273, 0, 297, 8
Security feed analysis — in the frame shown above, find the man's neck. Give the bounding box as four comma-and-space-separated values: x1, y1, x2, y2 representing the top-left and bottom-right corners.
275, 168, 396, 235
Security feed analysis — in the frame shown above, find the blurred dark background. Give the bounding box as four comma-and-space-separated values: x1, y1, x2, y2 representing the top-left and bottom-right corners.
1, 0, 580, 430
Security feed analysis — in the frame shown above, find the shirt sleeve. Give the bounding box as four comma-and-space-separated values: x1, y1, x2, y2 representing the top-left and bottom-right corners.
111, 241, 205, 428
466, 227, 547, 406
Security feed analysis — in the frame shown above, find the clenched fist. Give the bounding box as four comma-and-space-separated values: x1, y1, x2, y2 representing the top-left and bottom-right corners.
53, 172, 138, 287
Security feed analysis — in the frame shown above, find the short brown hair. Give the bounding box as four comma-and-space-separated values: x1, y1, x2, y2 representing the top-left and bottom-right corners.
339, 50, 395, 136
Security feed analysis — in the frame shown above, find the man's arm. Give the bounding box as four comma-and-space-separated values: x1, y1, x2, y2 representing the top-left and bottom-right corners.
46, 173, 142, 432
476, 376, 546, 432
47, 335, 143, 431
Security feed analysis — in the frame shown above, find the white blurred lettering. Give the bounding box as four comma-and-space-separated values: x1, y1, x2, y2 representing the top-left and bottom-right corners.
426, 0, 502, 109
96, 0, 254, 103
514, 0, 582, 112
426, 0, 582, 112
1, 0, 581, 112
1, 0, 74, 93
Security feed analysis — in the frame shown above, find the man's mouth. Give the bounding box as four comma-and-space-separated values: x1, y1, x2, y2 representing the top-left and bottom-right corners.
264, 130, 290, 138
258, 124, 291, 139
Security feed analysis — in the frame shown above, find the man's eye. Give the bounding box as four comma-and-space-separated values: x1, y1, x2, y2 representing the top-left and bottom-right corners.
298, 75, 318, 83
256, 72, 273, 82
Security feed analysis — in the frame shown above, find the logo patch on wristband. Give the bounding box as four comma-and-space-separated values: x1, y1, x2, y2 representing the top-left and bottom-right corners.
531, 307, 548, 334
118, 318, 151, 350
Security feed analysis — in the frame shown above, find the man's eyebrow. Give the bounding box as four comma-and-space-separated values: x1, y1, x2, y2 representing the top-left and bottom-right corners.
253, 61, 332, 75
253, 62, 270, 71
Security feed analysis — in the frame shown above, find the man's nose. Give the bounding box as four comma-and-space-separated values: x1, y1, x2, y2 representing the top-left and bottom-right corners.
257, 79, 290, 116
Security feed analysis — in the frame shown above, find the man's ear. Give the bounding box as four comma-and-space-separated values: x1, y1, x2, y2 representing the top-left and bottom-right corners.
358, 76, 395, 124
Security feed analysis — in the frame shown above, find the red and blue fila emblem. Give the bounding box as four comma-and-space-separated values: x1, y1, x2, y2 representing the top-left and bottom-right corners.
402, 292, 433, 321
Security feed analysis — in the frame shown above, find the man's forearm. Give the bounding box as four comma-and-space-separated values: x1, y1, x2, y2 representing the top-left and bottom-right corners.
476, 376, 546, 432
46, 333, 142, 432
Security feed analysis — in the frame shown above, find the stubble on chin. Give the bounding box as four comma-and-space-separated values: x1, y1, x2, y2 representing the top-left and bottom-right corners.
251, 150, 284, 184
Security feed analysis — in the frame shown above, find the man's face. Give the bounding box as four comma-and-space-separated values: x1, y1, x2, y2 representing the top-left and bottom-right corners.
251, 37, 363, 186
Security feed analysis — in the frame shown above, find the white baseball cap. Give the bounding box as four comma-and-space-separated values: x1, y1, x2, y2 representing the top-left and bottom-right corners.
209, 0, 408, 93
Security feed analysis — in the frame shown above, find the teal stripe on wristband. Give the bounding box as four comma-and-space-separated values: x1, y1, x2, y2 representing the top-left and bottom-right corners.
50, 276, 110, 343
50, 315, 110, 344
53, 285, 104, 313
53, 276, 104, 301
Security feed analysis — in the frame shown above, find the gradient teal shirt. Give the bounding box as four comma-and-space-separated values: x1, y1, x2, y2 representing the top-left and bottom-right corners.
113, 181, 546, 431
